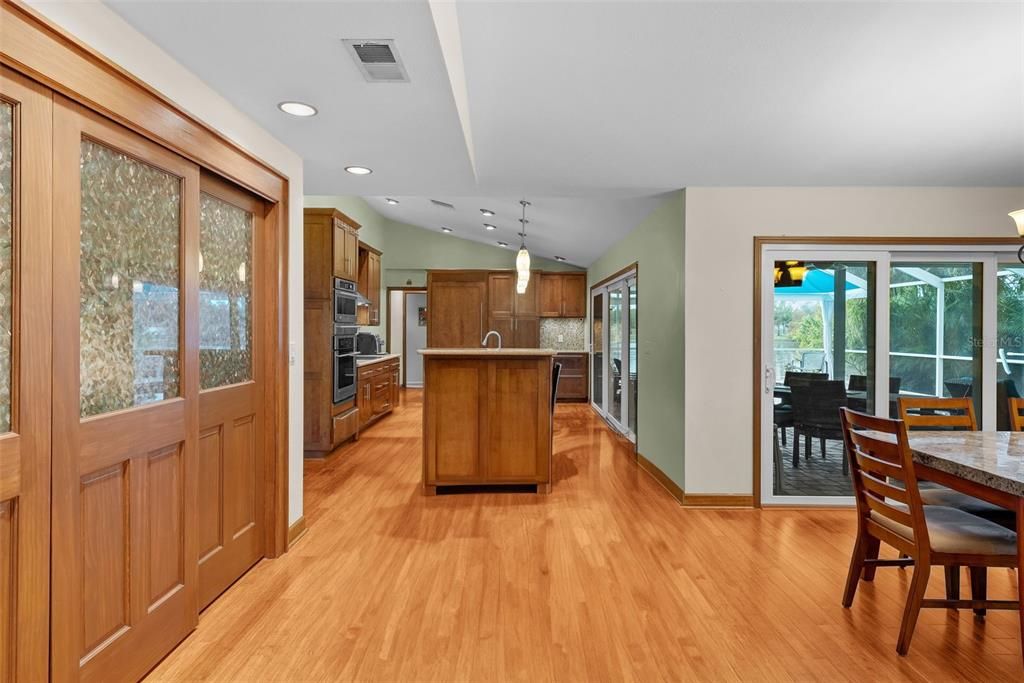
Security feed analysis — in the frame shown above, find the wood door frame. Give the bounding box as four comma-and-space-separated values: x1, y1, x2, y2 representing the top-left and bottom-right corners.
751, 236, 1024, 508
0, 0, 291, 556
384, 286, 426, 386
0, 64, 52, 683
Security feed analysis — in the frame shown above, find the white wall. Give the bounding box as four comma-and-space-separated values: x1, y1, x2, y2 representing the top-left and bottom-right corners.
684, 187, 1024, 496
29, 1, 307, 524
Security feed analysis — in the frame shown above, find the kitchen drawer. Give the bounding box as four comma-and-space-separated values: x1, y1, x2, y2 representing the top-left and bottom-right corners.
556, 376, 587, 400
555, 353, 587, 373
332, 408, 359, 446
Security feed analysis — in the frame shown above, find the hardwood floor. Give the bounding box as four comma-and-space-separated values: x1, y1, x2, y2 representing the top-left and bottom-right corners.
145, 389, 1020, 681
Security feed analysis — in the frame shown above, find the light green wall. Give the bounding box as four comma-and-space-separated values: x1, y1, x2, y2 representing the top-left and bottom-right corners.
304, 195, 584, 333
587, 190, 685, 490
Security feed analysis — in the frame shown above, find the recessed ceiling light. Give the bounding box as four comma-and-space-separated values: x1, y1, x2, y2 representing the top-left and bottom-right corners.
480, 209, 495, 217
385, 198, 399, 205
497, 241, 509, 247
483, 223, 496, 231
345, 166, 373, 175
278, 101, 318, 117
441, 227, 453, 233
554, 256, 567, 262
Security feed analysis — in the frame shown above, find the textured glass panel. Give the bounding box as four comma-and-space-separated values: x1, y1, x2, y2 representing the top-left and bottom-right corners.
199, 192, 252, 389
0, 103, 12, 432
80, 139, 180, 417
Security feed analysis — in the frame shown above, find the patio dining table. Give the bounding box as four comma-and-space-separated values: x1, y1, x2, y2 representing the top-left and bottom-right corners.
907, 431, 1024, 665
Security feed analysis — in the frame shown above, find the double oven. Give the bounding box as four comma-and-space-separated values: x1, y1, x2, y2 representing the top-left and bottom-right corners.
333, 278, 359, 403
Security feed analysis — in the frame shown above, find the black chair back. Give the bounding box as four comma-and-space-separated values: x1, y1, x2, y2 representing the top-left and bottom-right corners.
784, 371, 827, 387
996, 379, 1021, 431
551, 363, 562, 414
792, 380, 847, 432
848, 374, 902, 394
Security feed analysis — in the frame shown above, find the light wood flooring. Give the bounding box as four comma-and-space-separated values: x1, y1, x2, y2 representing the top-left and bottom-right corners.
145, 389, 1020, 681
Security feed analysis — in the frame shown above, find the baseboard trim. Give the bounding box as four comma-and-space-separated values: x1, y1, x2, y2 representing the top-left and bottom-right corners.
287, 516, 307, 549
636, 452, 685, 504
681, 494, 755, 508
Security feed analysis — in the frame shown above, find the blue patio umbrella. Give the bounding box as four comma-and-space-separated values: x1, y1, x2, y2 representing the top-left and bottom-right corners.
775, 268, 864, 297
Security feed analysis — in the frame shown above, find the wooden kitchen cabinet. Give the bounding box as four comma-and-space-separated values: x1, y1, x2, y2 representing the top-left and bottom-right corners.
555, 352, 589, 401
539, 272, 587, 318
358, 244, 382, 326
331, 213, 360, 283
485, 271, 539, 347
357, 357, 399, 431
427, 271, 487, 348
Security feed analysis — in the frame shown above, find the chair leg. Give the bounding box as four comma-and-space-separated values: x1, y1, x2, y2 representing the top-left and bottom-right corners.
944, 565, 961, 602
896, 563, 931, 656
841, 444, 849, 476
843, 534, 868, 608
781, 426, 787, 446
820, 437, 826, 458
804, 434, 811, 461
969, 566, 988, 618
792, 429, 800, 467
861, 536, 881, 581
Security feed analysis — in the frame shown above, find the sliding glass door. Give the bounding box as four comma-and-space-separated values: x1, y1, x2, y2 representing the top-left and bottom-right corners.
591, 271, 638, 441
760, 246, 1022, 505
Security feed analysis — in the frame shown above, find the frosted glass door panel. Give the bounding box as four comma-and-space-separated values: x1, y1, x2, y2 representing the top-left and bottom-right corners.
79, 139, 181, 417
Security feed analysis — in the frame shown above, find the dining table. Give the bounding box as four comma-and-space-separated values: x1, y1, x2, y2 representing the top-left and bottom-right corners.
907, 430, 1024, 662
773, 385, 899, 414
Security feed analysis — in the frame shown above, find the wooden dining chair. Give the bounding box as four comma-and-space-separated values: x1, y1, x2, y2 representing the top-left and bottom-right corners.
898, 397, 1013, 525
839, 408, 1019, 655
1011, 397, 1024, 432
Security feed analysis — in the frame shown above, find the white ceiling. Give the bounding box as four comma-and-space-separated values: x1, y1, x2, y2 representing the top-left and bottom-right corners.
103, 0, 1024, 264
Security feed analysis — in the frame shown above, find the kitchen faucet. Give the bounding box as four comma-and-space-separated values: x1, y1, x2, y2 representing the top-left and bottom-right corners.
481, 330, 502, 349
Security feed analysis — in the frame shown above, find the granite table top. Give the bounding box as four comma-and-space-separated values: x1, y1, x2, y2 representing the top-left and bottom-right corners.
908, 431, 1024, 498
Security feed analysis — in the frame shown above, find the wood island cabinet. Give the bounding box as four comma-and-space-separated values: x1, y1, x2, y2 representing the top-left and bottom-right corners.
421, 350, 554, 493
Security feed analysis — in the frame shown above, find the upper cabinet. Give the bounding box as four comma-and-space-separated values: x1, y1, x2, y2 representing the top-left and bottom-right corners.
357, 244, 382, 326
427, 271, 487, 348
539, 272, 587, 318
304, 208, 360, 299
333, 214, 360, 283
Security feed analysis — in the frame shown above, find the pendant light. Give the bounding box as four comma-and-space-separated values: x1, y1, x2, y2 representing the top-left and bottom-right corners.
1010, 210, 1024, 264
516, 199, 531, 294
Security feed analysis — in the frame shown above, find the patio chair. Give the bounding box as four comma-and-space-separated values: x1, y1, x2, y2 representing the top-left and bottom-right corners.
775, 371, 826, 450
798, 350, 826, 373
791, 380, 849, 474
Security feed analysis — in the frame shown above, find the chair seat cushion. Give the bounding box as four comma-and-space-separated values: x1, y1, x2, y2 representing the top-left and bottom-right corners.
918, 487, 1016, 530
870, 505, 1017, 556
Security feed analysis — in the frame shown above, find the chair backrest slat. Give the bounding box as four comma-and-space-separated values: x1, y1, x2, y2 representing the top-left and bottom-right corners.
1010, 397, 1024, 432
898, 397, 977, 431
860, 470, 909, 504
840, 408, 929, 556
863, 492, 914, 529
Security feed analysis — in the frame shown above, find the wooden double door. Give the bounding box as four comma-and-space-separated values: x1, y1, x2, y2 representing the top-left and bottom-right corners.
1, 66, 271, 682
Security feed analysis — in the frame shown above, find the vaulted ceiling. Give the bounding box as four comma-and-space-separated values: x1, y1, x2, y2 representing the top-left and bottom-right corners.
105, 0, 1024, 264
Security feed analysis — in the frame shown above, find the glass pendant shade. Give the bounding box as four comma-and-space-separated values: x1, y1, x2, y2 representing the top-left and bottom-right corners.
516, 246, 531, 293
1010, 209, 1024, 237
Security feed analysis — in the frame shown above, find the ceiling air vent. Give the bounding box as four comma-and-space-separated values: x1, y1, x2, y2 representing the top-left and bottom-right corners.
342, 39, 409, 83
430, 199, 455, 210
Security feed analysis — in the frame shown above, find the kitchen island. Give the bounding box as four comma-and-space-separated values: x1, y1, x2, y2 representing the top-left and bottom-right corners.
419, 348, 556, 494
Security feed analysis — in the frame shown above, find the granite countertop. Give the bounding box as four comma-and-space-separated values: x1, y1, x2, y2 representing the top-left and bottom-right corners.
419, 348, 558, 357
356, 353, 400, 367
908, 431, 1024, 497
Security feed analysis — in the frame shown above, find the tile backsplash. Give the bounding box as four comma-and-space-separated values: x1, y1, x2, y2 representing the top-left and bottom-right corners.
540, 318, 586, 351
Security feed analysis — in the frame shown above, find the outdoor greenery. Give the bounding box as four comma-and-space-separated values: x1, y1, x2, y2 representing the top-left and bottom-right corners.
774, 264, 1024, 395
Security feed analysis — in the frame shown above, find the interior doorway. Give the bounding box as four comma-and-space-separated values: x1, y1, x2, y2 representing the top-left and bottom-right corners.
386, 287, 428, 388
